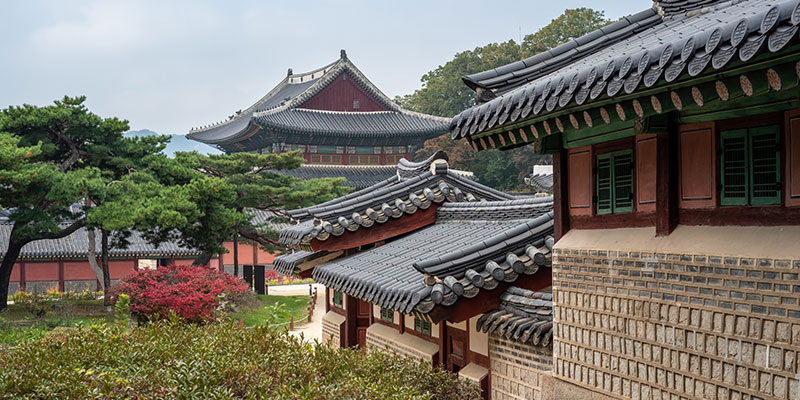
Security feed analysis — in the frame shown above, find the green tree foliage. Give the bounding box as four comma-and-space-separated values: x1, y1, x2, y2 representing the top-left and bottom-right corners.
0, 320, 479, 399
398, 8, 611, 190
0, 96, 135, 311
0, 97, 350, 309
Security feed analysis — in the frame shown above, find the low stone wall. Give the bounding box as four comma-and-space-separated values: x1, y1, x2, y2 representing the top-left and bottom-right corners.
366, 323, 438, 363
552, 228, 800, 400
490, 334, 552, 400
322, 311, 344, 347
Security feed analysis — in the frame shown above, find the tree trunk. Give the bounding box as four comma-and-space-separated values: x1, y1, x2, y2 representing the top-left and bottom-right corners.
101, 229, 112, 307
192, 252, 214, 266
86, 229, 105, 290
0, 224, 27, 311
233, 234, 239, 278
0, 241, 24, 312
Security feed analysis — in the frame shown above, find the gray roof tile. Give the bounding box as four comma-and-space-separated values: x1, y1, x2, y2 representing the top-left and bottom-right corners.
311, 197, 554, 314
453, 0, 800, 140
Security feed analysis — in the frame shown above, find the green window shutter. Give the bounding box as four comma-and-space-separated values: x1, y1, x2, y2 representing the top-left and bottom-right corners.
333, 290, 343, 308
380, 308, 393, 322
596, 154, 613, 215
414, 318, 431, 335
612, 151, 634, 213
749, 126, 781, 205
721, 129, 749, 206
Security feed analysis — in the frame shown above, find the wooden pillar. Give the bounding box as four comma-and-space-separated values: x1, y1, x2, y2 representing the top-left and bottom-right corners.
656, 119, 679, 236
553, 149, 570, 241
218, 254, 224, 273
19, 261, 26, 292
133, 256, 139, 270
438, 322, 446, 368
325, 287, 330, 313
345, 294, 357, 347
58, 259, 64, 292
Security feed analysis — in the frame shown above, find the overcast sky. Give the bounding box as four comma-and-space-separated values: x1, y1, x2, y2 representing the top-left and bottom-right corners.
1, 1, 639, 135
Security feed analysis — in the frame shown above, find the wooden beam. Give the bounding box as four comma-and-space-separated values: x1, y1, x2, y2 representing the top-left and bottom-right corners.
656, 117, 678, 236
427, 271, 553, 324
553, 149, 569, 241
309, 204, 440, 252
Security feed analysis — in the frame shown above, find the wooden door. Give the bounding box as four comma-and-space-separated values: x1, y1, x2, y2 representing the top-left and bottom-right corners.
253, 265, 265, 295
243, 265, 253, 290
356, 299, 371, 348
446, 327, 467, 373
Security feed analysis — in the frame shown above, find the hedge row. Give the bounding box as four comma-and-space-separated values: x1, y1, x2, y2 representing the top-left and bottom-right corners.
0, 320, 478, 399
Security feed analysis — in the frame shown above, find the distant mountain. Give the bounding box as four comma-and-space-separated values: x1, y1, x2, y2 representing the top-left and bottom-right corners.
124, 129, 223, 157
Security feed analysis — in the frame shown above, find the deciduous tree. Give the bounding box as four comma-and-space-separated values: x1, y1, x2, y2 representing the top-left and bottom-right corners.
399, 8, 611, 189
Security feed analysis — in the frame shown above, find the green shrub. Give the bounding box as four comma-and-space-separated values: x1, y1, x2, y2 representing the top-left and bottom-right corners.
0, 320, 478, 399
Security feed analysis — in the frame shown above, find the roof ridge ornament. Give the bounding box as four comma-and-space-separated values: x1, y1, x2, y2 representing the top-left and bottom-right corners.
287, 68, 293, 76
340, 49, 347, 60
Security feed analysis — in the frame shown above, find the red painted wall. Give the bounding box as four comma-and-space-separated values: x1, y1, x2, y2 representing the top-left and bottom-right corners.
636, 134, 657, 213
10, 263, 20, 281
221, 242, 254, 265
679, 122, 716, 209
63, 261, 95, 280
300, 72, 388, 112
568, 146, 593, 216
25, 262, 59, 282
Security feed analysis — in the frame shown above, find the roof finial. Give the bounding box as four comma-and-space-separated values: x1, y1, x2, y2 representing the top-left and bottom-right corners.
340, 49, 347, 60
287, 68, 293, 76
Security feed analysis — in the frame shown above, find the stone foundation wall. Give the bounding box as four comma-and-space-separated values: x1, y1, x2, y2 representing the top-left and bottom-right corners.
322, 311, 344, 347
366, 323, 439, 363
552, 246, 800, 400
490, 334, 552, 400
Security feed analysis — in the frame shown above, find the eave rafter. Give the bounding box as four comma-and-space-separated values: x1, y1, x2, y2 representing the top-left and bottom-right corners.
469, 48, 800, 152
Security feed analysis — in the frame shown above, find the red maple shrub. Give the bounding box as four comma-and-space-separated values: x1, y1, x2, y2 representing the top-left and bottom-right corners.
111, 264, 251, 323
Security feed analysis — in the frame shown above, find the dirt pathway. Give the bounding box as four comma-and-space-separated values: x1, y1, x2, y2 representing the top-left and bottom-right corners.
267, 283, 325, 342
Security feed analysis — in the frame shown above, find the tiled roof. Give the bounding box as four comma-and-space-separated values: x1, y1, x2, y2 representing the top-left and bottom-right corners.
270, 162, 475, 190
311, 197, 554, 314
476, 287, 553, 347
188, 51, 448, 146
525, 173, 554, 192
451, 0, 800, 141
273, 250, 323, 276
253, 108, 448, 138
278, 152, 513, 249
272, 164, 397, 189
0, 224, 201, 259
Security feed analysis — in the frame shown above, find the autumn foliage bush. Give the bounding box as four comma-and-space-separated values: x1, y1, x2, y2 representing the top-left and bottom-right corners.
111, 264, 252, 323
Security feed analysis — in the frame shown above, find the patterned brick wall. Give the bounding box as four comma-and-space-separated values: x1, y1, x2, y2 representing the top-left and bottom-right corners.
490, 335, 552, 400
552, 247, 800, 400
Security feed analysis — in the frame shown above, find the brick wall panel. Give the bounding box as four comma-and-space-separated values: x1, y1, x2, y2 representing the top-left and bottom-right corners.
552, 246, 800, 399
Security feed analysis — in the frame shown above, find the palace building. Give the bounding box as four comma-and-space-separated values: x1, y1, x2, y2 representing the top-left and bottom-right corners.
275, 151, 556, 399
451, 0, 800, 398
187, 50, 449, 167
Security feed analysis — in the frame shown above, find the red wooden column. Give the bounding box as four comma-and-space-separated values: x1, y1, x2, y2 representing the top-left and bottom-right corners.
553, 149, 570, 241
58, 259, 65, 292
656, 120, 679, 236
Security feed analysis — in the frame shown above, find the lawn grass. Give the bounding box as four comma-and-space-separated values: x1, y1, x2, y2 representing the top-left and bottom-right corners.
229, 294, 311, 327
